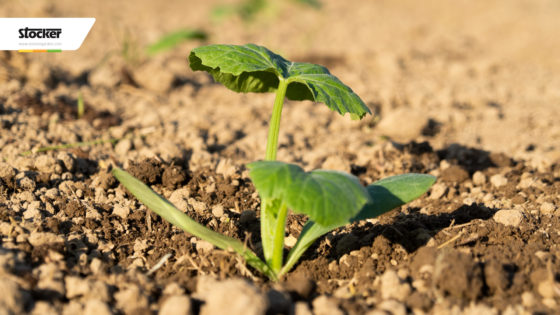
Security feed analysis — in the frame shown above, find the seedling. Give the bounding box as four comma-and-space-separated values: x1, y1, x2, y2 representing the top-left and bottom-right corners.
146, 29, 208, 56
113, 44, 435, 280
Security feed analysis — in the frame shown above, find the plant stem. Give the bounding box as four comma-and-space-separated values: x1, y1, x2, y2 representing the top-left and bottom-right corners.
271, 202, 288, 273
265, 79, 288, 161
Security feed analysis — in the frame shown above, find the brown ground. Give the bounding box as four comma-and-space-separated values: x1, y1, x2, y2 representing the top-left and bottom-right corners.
1, 0, 560, 314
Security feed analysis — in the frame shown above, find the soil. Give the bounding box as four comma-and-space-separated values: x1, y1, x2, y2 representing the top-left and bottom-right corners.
1, 0, 560, 314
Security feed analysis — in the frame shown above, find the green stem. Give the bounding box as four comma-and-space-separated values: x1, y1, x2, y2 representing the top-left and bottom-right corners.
265, 79, 288, 161
260, 199, 278, 268
271, 203, 288, 273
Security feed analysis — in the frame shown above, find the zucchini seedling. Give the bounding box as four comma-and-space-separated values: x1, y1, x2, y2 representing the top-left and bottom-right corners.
112, 44, 435, 280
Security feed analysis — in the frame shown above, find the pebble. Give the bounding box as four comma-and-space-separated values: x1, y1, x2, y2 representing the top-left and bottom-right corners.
380, 269, 411, 301
284, 273, 315, 299
211, 204, 224, 217
429, 183, 447, 199
113, 204, 130, 219
472, 171, 486, 186
28, 232, 64, 247
540, 202, 556, 215
0, 277, 28, 315
197, 277, 266, 315
115, 286, 149, 314
57, 152, 76, 172
194, 239, 214, 253
160, 295, 192, 315
31, 301, 58, 315
490, 174, 508, 188
294, 302, 313, 315
65, 277, 110, 301
169, 188, 190, 210
312, 295, 343, 315
0, 162, 16, 180
493, 209, 524, 227
376, 108, 429, 141
115, 138, 133, 156
188, 197, 207, 213
34, 154, 56, 173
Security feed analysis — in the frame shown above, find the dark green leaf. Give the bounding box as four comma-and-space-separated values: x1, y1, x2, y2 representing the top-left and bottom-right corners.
247, 161, 370, 226
282, 173, 435, 275
352, 173, 436, 221
189, 43, 370, 119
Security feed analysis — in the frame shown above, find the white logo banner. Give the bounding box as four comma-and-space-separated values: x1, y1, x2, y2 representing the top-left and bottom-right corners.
0, 18, 95, 51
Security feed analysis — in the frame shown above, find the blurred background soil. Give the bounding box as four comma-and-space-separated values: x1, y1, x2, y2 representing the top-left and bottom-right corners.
1, 0, 560, 314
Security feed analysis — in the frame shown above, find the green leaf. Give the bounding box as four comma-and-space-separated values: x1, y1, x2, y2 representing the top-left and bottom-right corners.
281, 173, 435, 276
146, 29, 207, 56
352, 173, 436, 221
111, 167, 276, 280
189, 43, 370, 119
247, 161, 370, 226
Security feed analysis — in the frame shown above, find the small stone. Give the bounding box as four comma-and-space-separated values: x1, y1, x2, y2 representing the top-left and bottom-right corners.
540, 202, 556, 215
34, 154, 56, 173
376, 108, 429, 141
28, 232, 64, 247
197, 277, 266, 315
17, 175, 36, 191
284, 235, 297, 247
31, 301, 57, 315
160, 295, 192, 315
115, 286, 149, 314
294, 302, 312, 315
133, 60, 175, 93
493, 209, 524, 227
312, 296, 343, 315
429, 183, 447, 199
0, 162, 16, 180
0, 278, 28, 315
188, 198, 207, 214
115, 139, 133, 156
169, 188, 190, 210
113, 204, 130, 219
211, 204, 224, 217
56, 152, 76, 172
284, 273, 315, 299
83, 300, 112, 315
472, 171, 486, 186
380, 269, 411, 301
194, 240, 214, 253
538, 279, 559, 299
490, 174, 508, 188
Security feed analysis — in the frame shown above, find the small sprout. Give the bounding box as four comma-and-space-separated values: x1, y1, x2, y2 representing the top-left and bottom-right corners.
146, 29, 208, 56
113, 44, 436, 280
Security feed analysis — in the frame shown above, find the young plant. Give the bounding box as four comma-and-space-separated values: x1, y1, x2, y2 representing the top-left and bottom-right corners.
112, 44, 436, 280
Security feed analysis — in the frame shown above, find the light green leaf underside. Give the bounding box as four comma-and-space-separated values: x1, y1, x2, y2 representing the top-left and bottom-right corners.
281, 173, 436, 275
189, 43, 371, 119
111, 167, 276, 280
247, 161, 370, 226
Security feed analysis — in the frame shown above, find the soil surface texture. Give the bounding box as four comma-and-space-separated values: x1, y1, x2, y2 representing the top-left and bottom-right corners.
1, 1, 560, 314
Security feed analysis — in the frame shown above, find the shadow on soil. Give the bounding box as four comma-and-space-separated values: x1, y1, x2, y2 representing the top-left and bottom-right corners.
313, 202, 498, 261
